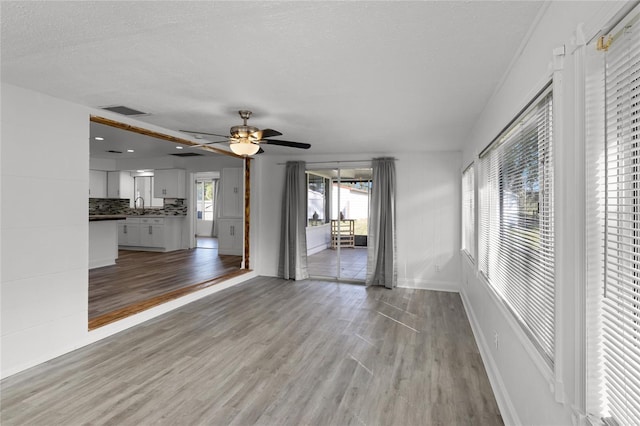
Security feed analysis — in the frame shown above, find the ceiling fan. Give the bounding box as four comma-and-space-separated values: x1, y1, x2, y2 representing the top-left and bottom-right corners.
180, 110, 311, 156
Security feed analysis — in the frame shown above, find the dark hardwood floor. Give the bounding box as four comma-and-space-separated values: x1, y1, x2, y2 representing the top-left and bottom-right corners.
2, 277, 502, 425
89, 246, 242, 320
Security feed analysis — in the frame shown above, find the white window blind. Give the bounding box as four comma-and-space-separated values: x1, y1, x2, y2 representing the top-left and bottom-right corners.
598, 14, 640, 425
478, 87, 555, 366
462, 164, 475, 260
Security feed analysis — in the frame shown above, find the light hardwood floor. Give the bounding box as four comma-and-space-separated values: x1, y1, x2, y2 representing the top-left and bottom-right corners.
1, 277, 502, 425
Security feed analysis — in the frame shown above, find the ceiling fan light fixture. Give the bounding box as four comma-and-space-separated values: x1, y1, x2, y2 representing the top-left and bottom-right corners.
230, 140, 260, 156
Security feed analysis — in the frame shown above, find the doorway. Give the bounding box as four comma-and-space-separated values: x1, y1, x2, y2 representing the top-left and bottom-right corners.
306, 167, 372, 282
195, 174, 218, 248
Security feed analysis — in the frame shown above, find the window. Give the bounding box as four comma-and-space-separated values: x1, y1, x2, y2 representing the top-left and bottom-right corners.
307, 172, 330, 226
479, 86, 555, 366
587, 10, 640, 424
462, 164, 475, 260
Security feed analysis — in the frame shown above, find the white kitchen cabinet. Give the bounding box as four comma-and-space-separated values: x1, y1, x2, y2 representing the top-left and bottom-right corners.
89, 170, 107, 198
221, 167, 243, 218
139, 218, 165, 248
118, 218, 141, 246
119, 217, 185, 251
218, 218, 243, 255
154, 169, 186, 198
107, 171, 134, 204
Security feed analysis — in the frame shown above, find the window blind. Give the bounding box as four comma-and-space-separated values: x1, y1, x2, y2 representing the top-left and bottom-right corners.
599, 14, 640, 425
479, 88, 555, 366
462, 164, 475, 260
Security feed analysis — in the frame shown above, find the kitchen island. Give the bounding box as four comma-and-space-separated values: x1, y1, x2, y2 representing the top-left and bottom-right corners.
89, 215, 126, 269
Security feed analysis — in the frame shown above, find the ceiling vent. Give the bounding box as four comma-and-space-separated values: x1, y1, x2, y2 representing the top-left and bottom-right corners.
100, 105, 148, 116
170, 152, 203, 157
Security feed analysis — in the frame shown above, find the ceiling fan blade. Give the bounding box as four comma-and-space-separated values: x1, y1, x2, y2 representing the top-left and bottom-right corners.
180, 129, 230, 138
252, 128, 283, 139
256, 147, 265, 154
262, 139, 311, 149
204, 140, 230, 145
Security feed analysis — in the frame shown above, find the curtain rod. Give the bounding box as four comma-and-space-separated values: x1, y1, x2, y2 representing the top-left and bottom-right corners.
277, 158, 397, 166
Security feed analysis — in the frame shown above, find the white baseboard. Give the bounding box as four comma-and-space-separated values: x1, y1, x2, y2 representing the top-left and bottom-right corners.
307, 244, 329, 256
460, 289, 520, 426
89, 257, 116, 269
397, 278, 460, 292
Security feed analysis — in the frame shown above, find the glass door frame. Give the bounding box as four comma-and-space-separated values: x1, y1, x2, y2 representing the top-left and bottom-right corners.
306, 165, 372, 282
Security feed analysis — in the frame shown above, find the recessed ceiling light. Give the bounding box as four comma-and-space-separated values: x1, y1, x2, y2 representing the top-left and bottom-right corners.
94, 137, 104, 141
127, 149, 134, 153
176, 146, 184, 150
136, 170, 146, 173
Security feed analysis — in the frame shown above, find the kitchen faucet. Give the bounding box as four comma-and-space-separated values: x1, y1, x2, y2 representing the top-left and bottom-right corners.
134, 196, 145, 213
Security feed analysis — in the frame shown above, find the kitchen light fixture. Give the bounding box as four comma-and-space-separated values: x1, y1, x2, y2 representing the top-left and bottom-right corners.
127, 149, 135, 153
176, 146, 184, 149
229, 139, 260, 156
94, 137, 104, 141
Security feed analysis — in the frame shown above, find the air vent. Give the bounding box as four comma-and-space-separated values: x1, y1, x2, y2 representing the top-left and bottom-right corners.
170, 152, 203, 157
100, 105, 148, 116
107, 150, 123, 154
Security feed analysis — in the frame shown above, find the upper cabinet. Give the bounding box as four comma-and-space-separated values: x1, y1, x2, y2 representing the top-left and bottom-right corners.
221, 167, 243, 218
107, 171, 134, 202
154, 169, 186, 199
89, 170, 107, 198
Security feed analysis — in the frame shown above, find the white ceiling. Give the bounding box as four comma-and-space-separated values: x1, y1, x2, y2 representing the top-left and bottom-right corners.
1, 1, 545, 156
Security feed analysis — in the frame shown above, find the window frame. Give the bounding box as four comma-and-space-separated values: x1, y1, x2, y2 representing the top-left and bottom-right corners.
478, 83, 556, 368
306, 172, 330, 227
461, 163, 475, 262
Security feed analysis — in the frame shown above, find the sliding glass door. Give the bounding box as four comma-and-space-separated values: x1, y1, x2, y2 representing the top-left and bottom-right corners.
306, 167, 372, 281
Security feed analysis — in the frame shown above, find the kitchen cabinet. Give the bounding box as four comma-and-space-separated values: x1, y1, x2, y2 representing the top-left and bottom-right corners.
107, 171, 134, 204
139, 218, 165, 248
118, 219, 140, 246
118, 217, 185, 251
221, 167, 243, 218
154, 169, 186, 198
218, 218, 243, 255
89, 170, 107, 197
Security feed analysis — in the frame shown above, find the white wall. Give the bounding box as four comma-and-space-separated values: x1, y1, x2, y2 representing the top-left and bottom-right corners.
0, 83, 255, 378
1, 83, 90, 377
255, 151, 461, 292
460, 2, 629, 425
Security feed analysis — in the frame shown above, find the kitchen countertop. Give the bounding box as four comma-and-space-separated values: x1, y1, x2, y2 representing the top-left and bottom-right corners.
89, 215, 127, 222
89, 214, 187, 220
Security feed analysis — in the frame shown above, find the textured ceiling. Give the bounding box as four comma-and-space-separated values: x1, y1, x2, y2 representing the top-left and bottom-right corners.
1, 1, 545, 155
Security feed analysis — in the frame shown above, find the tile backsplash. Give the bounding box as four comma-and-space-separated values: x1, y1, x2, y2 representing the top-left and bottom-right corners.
89, 198, 187, 216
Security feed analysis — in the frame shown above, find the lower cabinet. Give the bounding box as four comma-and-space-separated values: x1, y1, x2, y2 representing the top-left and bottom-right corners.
218, 218, 243, 255
118, 217, 184, 251
139, 218, 165, 248
118, 221, 140, 246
